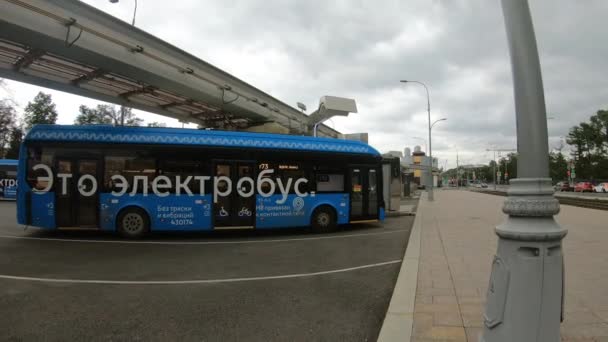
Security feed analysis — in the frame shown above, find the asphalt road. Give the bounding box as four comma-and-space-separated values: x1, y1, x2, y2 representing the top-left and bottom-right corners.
0, 201, 413, 341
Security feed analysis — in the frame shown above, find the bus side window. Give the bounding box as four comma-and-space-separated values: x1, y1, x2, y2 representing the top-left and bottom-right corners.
26, 147, 53, 191
104, 155, 156, 194
258, 162, 276, 194
159, 159, 210, 195
316, 174, 344, 192
315, 165, 345, 193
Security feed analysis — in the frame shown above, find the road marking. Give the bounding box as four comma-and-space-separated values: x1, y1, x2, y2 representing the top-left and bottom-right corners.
0, 229, 408, 245
0, 259, 402, 285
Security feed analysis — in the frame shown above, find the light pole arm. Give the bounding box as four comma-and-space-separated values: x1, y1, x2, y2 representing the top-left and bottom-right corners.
132, 0, 138, 26
405, 80, 430, 114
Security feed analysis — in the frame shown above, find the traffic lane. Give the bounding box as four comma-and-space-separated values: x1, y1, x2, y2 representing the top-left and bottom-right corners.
0, 264, 399, 341
555, 191, 608, 198
0, 213, 413, 341
0, 227, 409, 280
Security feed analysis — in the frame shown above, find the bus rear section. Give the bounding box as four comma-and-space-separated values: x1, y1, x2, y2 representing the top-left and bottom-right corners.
0, 159, 18, 200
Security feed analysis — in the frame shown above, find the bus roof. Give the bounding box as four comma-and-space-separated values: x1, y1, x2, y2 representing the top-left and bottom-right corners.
25, 125, 381, 156
0, 159, 18, 166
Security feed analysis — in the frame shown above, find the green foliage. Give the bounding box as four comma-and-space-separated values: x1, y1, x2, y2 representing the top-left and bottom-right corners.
24, 92, 58, 129
549, 152, 568, 182
5, 126, 23, 159
74, 105, 143, 126
566, 109, 608, 180
0, 99, 17, 158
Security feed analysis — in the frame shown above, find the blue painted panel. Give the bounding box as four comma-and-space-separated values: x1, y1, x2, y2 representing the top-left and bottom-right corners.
255, 193, 349, 229
16, 147, 28, 225
99, 193, 213, 231
0, 159, 17, 166
30, 192, 56, 229
3, 185, 17, 199
379, 207, 386, 221
25, 125, 380, 156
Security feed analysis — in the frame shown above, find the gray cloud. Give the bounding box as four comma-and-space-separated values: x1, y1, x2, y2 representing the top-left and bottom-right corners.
2, 0, 607, 170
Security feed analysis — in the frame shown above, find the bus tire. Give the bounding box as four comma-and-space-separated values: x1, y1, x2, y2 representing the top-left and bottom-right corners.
311, 206, 337, 233
117, 207, 150, 239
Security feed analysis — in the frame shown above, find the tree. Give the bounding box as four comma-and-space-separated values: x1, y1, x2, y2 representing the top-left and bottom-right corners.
0, 100, 17, 158
74, 104, 143, 126
74, 105, 111, 125
565, 109, 608, 180
24, 92, 58, 129
549, 151, 568, 183
5, 126, 23, 159
116, 106, 143, 126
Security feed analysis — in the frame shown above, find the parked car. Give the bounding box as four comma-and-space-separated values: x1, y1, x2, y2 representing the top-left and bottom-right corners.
556, 181, 573, 192
594, 182, 608, 193
574, 182, 594, 192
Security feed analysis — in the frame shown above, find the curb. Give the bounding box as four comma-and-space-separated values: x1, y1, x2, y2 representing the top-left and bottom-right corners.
386, 211, 416, 217
377, 193, 424, 342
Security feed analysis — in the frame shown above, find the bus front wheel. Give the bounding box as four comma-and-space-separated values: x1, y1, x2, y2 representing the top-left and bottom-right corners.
117, 207, 150, 239
311, 206, 337, 233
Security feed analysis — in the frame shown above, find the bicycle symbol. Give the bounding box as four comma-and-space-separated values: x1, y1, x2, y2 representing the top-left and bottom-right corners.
238, 207, 252, 217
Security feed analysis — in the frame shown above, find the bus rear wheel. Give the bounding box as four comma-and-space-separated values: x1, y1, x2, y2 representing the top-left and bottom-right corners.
117, 207, 150, 239
311, 206, 337, 233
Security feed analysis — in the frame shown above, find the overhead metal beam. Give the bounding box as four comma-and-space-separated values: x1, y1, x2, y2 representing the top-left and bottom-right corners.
0, 67, 190, 123
12, 48, 44, 71
0, 0, 341, 137
119, 85, 157, 99
71, 67, 106, 85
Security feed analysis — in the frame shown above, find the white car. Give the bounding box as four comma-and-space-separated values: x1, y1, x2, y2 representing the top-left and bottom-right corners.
594, 182, 608, 193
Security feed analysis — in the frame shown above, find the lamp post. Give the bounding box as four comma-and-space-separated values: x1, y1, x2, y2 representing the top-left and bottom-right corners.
400, 80, 436, 201
481, 1, 566, 341
109, 0, 138, 26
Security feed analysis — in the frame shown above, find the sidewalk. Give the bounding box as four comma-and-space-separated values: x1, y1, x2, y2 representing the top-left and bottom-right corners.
411, 190, 608, 342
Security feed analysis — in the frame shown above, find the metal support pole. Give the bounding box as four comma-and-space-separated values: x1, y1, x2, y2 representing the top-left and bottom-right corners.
481, 1, 566, 341
132, 0, 138, 26
493, 150, 497, 190
456, 151, 459, 189
425, 85, 433, 201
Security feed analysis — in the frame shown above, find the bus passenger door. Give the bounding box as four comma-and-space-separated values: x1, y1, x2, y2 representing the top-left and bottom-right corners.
76, 160, 100, 228
349, 166, 379, 221
55, 158, 100, 228
213, 161, 255, 228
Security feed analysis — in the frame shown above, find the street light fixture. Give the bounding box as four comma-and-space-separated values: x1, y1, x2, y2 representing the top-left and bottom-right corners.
431, 118, 447, 129
109, 0, 138, 26
400, 79, 436, 201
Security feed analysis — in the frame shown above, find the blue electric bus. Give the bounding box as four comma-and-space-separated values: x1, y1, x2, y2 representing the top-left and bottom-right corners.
0, 159, 18, 200
17, 125, 384, 237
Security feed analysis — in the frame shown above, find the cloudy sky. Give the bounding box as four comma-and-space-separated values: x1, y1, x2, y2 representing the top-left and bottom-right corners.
2, 0, 607, 169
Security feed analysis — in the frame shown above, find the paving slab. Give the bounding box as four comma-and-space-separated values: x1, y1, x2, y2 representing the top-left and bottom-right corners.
409, 190, 608, 341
